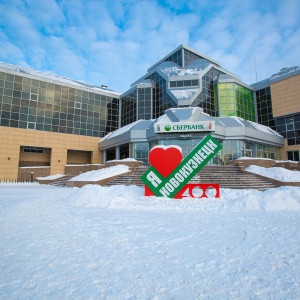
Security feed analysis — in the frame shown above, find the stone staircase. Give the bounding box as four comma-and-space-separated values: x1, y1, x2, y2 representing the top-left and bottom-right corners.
195, 166, 277, 190
105, 165, 148, 187
105, 165, 278, 191
49, 175, 74, 187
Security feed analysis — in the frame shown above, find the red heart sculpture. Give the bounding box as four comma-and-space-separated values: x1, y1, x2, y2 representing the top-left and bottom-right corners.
149, 146, 182, 177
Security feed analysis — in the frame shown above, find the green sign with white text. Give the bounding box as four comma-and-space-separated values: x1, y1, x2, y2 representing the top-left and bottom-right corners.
154, 121, 215, 133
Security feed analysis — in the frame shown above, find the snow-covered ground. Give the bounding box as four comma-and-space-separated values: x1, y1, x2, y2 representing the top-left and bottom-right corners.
36, 174, 65, 181
246, 165, 300, 182
70, 165, 130, 182
0, 166, 300, 299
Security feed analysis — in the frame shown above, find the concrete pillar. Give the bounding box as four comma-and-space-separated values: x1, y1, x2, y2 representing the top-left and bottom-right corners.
116, 146, 120, 160
102, 150, 107, 164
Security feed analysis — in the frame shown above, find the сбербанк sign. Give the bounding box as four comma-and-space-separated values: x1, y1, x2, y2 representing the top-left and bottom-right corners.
154, 121, 215, 133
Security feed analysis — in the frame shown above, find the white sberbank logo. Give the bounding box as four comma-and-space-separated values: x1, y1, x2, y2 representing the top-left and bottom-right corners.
155, 121, 215, 133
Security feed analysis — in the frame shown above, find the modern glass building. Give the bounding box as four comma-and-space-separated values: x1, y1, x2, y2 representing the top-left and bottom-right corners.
1, 44, 299, 181
0, 62, 120, 180
102, 45, 299, 164
0, 63, 119, 137
120, 45, 256, 127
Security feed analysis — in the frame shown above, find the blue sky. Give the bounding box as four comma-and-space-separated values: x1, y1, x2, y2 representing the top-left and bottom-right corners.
0, 0, 299, 92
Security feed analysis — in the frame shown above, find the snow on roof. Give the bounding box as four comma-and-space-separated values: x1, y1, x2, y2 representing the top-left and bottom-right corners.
217, 117, 242, 127
162, 65, 202, 77
0, 62, 121, 96
248, 121, 282, 136
170, 88, 198, 100
271, 66, 300, 79
156, 114, 168, 122
228, 116, 245, 127
252, 66, 300, 90
168, 107, 201, 121
101, 120, 143, 141
159, 60, 211, 77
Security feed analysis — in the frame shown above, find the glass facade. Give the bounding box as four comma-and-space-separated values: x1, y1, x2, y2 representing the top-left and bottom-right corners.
275, 113, 300, 146
192, 68, 223, 116
129, 142, 149, 164
217, 83, 256, 121
121, 87, 153, 127
255, 87, 275, 129
129, 138, 282, 165
160, 138, 202, 158
137, 87, 152, 121
121, 88, 137, 127
256, 143, 282, 160
183, 49, 204, 67
130, 139, 203, 165
146, 72, 177, 119
0, 71, 119, 137
221, 140, 281, 164
163, 49, 183, 67
159, 48, 210, 69
105, 98, 119, 134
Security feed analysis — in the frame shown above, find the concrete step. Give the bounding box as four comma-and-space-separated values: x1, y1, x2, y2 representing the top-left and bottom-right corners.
49, 175, 74, 187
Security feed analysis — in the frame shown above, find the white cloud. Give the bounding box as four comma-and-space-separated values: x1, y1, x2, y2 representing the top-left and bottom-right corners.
0, 0, 298, 92
27, 0, 65, 28
0, 40, 25, 65
277, 0, 300, 28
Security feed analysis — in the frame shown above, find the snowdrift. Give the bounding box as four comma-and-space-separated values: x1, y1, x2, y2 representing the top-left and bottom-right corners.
70, 184, 300, 212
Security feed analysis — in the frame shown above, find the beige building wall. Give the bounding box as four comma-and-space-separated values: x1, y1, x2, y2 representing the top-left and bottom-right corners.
271, 74, 300, 117
67, 150, 92, 164
0, 126, 102, 181
270, 74, 300, 160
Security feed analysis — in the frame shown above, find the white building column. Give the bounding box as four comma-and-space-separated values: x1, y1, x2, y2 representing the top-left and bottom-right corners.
116, 146, 120, 160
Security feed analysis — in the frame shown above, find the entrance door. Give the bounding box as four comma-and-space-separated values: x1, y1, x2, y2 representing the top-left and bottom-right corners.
287, 151, 299, 161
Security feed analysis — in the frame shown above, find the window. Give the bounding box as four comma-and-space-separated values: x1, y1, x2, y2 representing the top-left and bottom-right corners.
169, 80, 199, 88
30, 93, 38, 101
23, 147, 44, 154
275, 114, 300, 145
170, 81, 176, 88
287, 151, 299, 161
75, 101, 81, 109
27, 122, 36, 129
